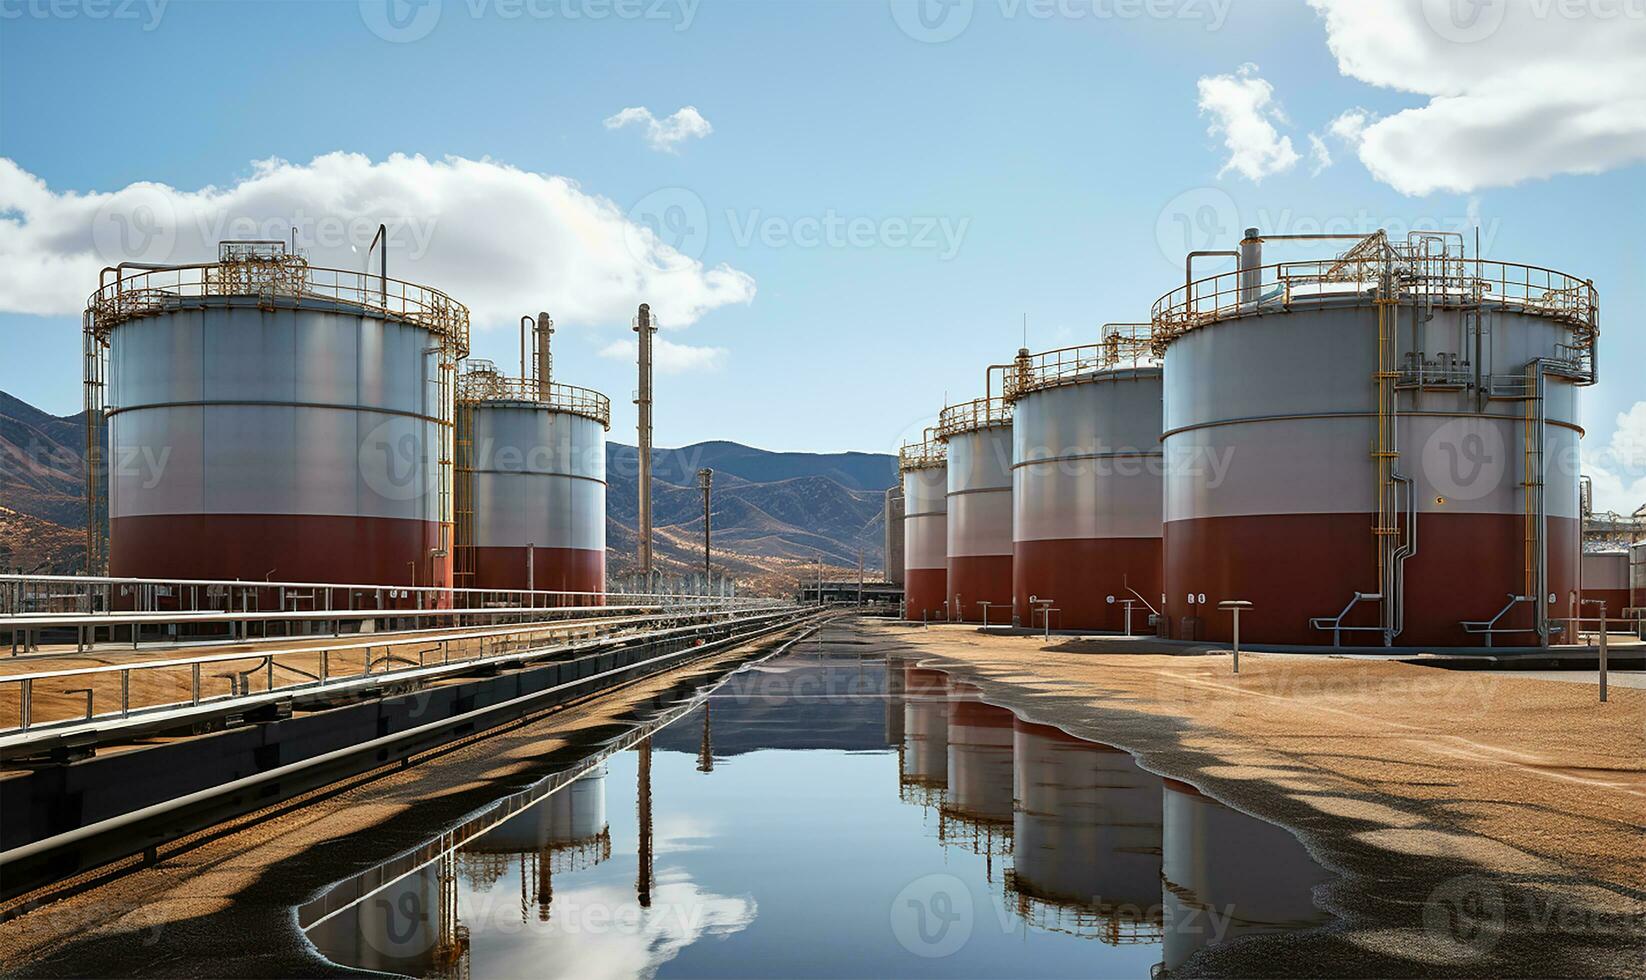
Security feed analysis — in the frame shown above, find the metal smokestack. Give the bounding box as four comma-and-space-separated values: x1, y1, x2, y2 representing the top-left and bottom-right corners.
635, 304, 656, 582
1239, 227, 1263, 305
536, 311, 553, 398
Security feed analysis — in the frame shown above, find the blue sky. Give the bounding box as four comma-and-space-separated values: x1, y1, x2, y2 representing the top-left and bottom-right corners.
1, 1, 1641, 503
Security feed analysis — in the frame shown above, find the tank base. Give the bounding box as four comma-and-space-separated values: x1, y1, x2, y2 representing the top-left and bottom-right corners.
1013, 537, 1162, 632
471, 546, 605, 602
905, 567, 948, 621
1163, 511, 1578, 646
110, 513, 450, 591
948, 554, 1015, 624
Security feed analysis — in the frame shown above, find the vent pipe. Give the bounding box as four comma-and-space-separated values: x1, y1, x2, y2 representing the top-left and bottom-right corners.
536, 311, 554, 399
1239, 227, 1263, 305
635, 304, 656, 581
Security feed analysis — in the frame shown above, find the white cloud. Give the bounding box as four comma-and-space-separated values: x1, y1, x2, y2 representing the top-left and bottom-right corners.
1196, 64, 1301, 182
1308, 133, 1333, 175
1327, 107, 1374, 146
0, 153, 755, 336
599, 336, 727, 374
604, 106, 714, 154
1584, 401, 1646, 515
1307, 0, 1646, 195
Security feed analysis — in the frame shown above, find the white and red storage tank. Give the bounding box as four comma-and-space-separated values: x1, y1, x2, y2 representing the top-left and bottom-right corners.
91, 244, 467, 592
899, 437, 949, 622
1581, 550, 1630, 621
457, 363, 609, 600
1010, 334, 1163, 632
1154, 229, 1596, 646
938, 397, 1015, 624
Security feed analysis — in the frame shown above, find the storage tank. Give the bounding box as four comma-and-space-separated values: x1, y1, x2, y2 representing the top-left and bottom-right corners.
1008, 719, 1162, 941
1155, 229, 1596, 646
455, 317, 609, 601
85, 242, 468, 592
1581, 550, 1630, 622
1633, 542, 1646, 619
884, 487, 906, 587
899, 435, 948, 621
938, 397, 1014, 624
1009, 327, 1164, 633
466, 766, 610, 855
1160, 779, 1331, 973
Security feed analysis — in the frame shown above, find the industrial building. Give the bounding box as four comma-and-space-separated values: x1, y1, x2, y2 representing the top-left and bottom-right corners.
84, 241, 469, 593
455, 312, 610, 600
899, 227, 1611, 647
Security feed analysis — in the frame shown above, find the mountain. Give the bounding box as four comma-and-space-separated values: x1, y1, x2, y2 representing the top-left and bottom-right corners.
0, 392, 898, 592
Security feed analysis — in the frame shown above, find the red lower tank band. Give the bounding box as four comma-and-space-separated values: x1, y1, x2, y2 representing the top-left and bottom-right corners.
1013, 537, 1162, 632
1163, 512, 1578, 646
905, 567, 948, 621
947, 554, 1014, 623
471, 546, 605, 600
110, 513, 451, 589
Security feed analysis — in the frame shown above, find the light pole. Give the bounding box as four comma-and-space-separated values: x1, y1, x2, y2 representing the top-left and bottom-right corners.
698, 468, 713, 593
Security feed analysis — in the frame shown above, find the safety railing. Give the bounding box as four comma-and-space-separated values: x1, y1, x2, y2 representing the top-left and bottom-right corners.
85, 257, 471, 356
1004, 325, 1159, 401
1152, 256, 1597, 355
0, 606, 798, 735
457, 368, 612, 428
898, 438, 947, 471
936, 395, 1012, 439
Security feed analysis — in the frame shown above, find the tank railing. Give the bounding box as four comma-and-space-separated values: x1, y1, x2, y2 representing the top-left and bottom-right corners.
898, 437, 947, 471
1460, 594, 1540, 647
456, 372, 612, 429
1309, 591, 1385, 648
935, 395, 1012, 440
1152, 256, 1598, 354
0, 606, 798, 736
1003, 326, 1159, 401
85, 260, 472, 357
0, 573, 783, 624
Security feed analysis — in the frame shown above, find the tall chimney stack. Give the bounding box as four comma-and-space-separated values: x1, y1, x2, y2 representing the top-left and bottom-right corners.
635, 304, 656, 583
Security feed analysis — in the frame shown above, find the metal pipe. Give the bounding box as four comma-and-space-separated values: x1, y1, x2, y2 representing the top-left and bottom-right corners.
365, 223, 388, 305
537, 311, 554, 398
635, 304, 656, 584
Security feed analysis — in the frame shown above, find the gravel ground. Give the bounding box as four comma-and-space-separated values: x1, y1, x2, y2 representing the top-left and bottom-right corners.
870, 621, 1645, 978
0, 630, 810, 978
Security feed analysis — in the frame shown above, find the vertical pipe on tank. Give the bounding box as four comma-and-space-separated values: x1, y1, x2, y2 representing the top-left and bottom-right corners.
635, 304, 656, 583
1239, 227, 1263, 305
537, 312, 554, 398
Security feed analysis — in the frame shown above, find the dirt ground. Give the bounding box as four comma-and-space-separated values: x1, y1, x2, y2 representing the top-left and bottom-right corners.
871, 621, 1645, 977
0, 626, 812, 978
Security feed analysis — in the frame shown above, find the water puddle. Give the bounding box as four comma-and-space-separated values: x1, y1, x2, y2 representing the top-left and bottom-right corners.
301, 646, 1333, 977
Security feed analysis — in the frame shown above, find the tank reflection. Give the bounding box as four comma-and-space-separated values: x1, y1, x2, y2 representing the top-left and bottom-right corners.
898, 666, 950, 806
1007, 719, 1163, 944
304, 841, 468, 978
460, 766, 612, 923
941, 689, 1015, 857
1160, 778, 1333, 973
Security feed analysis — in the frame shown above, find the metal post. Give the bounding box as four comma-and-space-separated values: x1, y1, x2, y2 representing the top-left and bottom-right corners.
191, 662, 200, 705
121, 669, 130, 717
635, 304, 656, 583
1599, 607, 1608, 703
1219, 600, 1253, 675
698, 468, 713, 590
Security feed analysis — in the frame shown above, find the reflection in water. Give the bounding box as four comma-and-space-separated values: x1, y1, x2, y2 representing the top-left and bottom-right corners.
1161, 778, 1333, 973
1008, 719, 1163, 944
302, 647, 1331, 978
